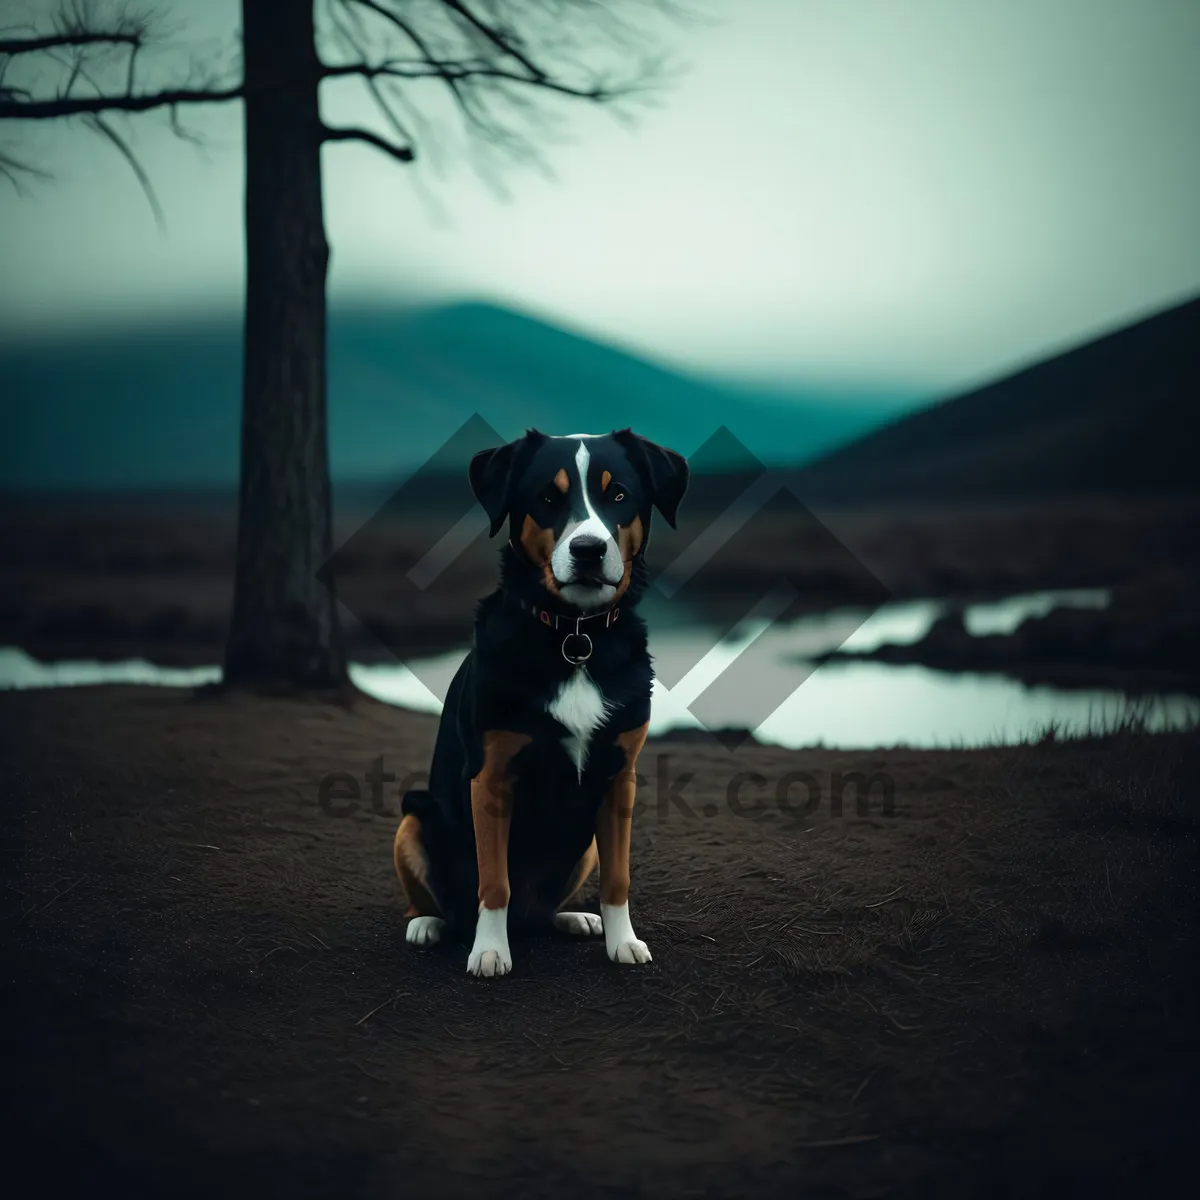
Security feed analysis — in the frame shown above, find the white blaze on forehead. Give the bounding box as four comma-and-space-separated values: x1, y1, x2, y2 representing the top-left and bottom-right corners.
550, 440, 625, 607
575, 440, 601, 522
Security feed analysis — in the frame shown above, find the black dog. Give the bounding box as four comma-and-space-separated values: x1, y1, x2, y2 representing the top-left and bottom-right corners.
393, 429, 688, 977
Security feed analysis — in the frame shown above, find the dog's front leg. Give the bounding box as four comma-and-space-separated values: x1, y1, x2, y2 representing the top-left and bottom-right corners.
467, 731, 530, 978
596, 722, 652, 964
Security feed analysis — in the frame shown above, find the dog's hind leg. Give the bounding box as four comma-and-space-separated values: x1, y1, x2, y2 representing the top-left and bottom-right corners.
553, 839, 603, 937
394, 813, 447, 947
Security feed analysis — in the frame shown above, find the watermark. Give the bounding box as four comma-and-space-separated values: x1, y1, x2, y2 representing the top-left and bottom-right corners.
320, 417, 891, 749
316, 754, 896, 821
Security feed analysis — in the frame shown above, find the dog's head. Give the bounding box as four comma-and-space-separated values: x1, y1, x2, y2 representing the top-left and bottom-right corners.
470, 429, 689, 610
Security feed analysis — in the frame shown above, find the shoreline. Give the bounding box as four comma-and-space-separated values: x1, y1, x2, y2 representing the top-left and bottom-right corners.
5, 491, 1197, 673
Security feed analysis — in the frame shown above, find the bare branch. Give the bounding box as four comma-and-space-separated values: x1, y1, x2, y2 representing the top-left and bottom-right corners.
1, 1, 239, 121
0, 2, 239, 202
438, 0, 547, 81
84, 111, 164, 227
321, 124, 415, 163
325, 0, 689, 181
0, 145, 52, 193
167, 101, 206, 148
324, 2, 416, 149
320, 59, 610, 101
343, 0, 441, 65
0, 84, 242, 121
341, 0, 478, 127
125, 35, 139, 95
0, 32, 141, 56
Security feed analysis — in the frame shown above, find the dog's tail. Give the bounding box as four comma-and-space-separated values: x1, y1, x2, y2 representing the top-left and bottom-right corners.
400, 788, 434, 820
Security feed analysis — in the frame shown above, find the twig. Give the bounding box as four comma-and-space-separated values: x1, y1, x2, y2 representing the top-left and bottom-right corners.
356, 990, 402, 1026
352, 1059, 390, 1083
17, 876, 82, 922
796, 1134, 880, 1149
882, 1010, 920, 1033
773, 910, 806, 936
255, 945, 296, 965
321, 124, 415, 163
84, 111, 164, 228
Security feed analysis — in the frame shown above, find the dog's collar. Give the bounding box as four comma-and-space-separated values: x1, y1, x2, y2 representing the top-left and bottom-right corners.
524, 600, 621, 631
522, 600, 621, 667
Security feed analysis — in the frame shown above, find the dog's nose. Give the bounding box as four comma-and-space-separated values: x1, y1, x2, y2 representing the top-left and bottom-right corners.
569, 534, 606, 563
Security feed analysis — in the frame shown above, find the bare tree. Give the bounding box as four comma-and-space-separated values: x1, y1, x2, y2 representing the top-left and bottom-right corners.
0, 0, 685, 690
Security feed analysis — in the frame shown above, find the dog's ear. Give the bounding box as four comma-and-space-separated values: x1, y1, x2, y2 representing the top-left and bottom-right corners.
470, 429, 543, 537
612, 429, 689, 529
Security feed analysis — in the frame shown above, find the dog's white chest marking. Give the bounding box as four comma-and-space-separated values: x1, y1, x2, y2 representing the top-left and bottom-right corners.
547, 668, 612, 776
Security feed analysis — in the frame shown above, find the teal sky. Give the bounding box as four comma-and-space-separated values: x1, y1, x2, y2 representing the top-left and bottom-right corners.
0, 0, 1197, 394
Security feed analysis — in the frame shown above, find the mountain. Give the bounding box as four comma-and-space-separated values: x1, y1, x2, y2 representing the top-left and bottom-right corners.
796, 296, 1200, 503
0, 301, 904, 491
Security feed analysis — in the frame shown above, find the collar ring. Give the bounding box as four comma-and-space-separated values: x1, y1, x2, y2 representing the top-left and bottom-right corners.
561, 631, 593, 666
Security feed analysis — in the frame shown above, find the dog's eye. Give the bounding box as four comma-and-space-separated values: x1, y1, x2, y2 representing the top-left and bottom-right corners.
612, 492, 625, 502
540, 489, 560, 506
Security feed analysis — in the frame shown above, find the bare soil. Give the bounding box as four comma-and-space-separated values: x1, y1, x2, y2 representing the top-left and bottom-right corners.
2, 686, 1196, 1198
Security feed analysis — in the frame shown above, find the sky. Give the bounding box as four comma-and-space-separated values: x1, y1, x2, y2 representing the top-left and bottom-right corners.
0, 0, 1197, 395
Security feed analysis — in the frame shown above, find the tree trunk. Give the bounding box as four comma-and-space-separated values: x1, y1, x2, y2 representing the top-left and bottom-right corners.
224, 1, 346, 689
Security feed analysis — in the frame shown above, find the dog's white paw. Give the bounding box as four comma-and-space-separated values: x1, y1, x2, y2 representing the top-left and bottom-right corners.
611, 939, 653, 964
406, 915, 446, 947
467, 947, 511, 977
467, 906, 511, 978
554, 911, 603, 937
601, 902, 652, 965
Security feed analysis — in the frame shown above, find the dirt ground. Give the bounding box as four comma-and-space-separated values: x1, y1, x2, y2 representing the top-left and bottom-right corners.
1, 686, 1196, 1198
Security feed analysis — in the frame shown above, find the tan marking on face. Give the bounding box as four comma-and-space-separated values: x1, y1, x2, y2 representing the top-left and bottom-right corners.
618, 514, 643, 559
601, 469, 612, 492
612, 515, 644, 600
520, 514, 562, 597
553, 468, 570, 493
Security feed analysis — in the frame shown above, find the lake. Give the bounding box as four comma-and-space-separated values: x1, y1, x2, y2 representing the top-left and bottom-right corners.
2, 589, 1195, 749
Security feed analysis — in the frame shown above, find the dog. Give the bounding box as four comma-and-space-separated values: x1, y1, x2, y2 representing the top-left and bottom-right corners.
393, 428, 688, 977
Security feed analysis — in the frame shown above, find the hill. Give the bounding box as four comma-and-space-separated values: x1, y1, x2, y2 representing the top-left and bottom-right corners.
796, 296, 1200, 502
0, 301, 902, 491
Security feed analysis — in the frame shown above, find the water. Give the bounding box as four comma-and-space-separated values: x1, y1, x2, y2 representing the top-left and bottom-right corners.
2, 589, 1195, 749
0, 651, 223, 691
